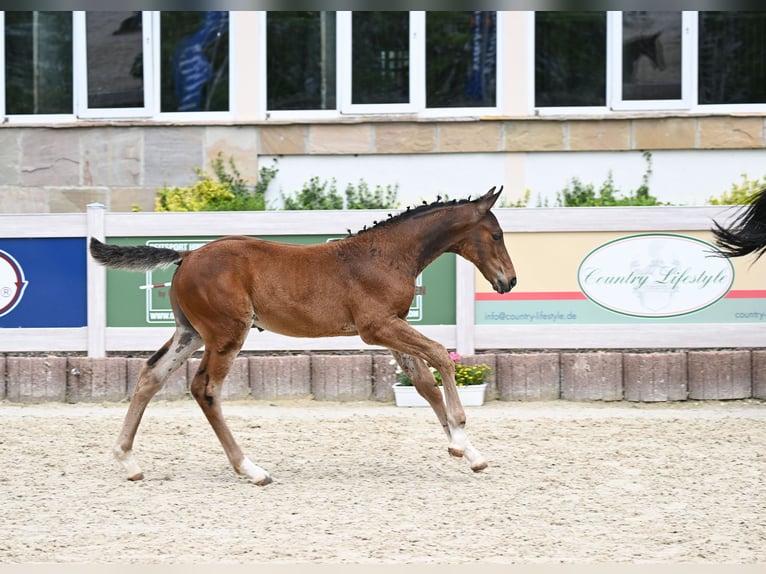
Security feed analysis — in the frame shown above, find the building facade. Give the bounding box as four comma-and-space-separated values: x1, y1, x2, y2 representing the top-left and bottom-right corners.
2, 10, 765, 213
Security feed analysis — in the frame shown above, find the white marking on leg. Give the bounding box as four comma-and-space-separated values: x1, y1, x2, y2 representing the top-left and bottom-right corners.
237, 457, 272, 485
448, 423, 467, 456
113, 445, 143, 480
463, 440, 488, 471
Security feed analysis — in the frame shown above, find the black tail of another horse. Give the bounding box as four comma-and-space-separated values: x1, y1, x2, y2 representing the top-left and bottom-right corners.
712, 187, 766, 261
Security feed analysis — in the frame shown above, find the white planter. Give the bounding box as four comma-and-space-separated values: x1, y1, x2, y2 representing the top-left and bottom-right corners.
392, 383, 487, 407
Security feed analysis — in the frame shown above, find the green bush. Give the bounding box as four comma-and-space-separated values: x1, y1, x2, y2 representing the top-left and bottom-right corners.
555, 151, 666, 206
708, 173, 766, 205
281, 177, 399, 210
344, 180, 399, 209
155, 153, 277, 212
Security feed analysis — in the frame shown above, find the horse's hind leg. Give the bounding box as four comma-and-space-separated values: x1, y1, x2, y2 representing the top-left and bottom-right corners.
189, 343, 272, 486
113, 323, 202, 480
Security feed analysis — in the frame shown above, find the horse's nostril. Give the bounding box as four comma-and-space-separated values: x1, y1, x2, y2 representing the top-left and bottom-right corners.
510, 277, 517, 290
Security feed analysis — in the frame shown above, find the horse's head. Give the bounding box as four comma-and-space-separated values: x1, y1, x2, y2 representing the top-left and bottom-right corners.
451, 187, 517, 294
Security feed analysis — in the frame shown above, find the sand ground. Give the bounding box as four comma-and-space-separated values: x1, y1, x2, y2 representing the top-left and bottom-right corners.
0, 399, 764, 564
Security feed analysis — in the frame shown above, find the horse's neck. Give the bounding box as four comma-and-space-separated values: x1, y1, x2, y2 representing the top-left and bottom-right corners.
365, 211, 468, 276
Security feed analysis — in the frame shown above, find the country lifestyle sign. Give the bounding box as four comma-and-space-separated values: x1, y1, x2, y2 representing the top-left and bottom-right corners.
577, 233, 734, 318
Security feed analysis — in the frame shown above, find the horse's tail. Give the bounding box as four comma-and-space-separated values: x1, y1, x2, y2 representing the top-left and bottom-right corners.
712, 187, 766, 260
89, 237, 183, 271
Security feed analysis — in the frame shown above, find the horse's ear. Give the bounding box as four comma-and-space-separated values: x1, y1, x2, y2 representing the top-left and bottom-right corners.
477, 186, 503, 214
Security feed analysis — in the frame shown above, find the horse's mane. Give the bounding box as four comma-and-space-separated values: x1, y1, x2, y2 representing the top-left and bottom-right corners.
348, 195, 476, 237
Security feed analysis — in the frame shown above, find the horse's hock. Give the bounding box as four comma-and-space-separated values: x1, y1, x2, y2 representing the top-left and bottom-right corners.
1, 350, 764, 404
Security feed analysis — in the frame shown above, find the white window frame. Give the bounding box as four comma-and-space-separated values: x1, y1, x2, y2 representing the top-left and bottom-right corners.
260, 11, 341, 122
530, 10, 611, 117
264, 10, 502, 120
74, 10, 154, 119
0, 10, 77, 124
153, 10, 234, 122
609, 11, 694, 111
339, 10, 419, 115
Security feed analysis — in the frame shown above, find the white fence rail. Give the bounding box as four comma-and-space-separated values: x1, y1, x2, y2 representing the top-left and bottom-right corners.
1, 203, 760, 357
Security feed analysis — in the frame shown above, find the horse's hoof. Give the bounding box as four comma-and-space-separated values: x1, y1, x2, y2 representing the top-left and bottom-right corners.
255, 475, 273, 487
448, 446, 464, 458
471, 461, 488, 472
127, 472, 144, 481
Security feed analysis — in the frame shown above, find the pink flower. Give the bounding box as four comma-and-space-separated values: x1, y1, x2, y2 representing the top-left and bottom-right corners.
449, 352, 461, 362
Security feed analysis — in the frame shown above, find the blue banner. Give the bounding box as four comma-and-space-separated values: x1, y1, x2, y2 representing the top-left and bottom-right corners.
0, 238, 87, 328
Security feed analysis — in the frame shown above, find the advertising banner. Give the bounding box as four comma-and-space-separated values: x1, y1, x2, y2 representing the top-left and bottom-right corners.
105, 236, 456, 327
477, 231, 766, 325
0, 237, 87, 328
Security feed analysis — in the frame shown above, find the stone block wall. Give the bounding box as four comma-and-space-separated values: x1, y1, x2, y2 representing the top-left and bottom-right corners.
0, 349, 764, 404
2, 115, 766, 213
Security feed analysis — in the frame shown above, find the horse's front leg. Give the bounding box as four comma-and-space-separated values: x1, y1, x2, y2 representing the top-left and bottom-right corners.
390, 350, 451, 437
367, 319, 487, 472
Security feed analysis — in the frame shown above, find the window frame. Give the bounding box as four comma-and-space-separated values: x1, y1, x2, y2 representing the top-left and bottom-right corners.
73, 10, 154, 120
533, 10, 766, 115
264, 10, 503, 120
609, 10, 695, 111
152, 10, 234, 122
0, 10, 77, 124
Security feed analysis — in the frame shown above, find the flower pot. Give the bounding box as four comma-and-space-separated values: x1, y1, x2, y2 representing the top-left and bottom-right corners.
392, 382, 487, 407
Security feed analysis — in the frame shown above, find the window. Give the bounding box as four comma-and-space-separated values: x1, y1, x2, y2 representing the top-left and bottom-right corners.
159, 11, 229, 113
535, 11, 766, 113
84, 12, 146, 110
266, 12, 336, 111
265, 11, 500, 118
3, 11, 72, 115
698, 11, 766, 105
426, 11, 497, 108
535, 12, 607, 108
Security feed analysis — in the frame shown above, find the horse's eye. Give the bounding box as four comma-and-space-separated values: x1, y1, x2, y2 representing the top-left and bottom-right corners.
492, 232, 502, 241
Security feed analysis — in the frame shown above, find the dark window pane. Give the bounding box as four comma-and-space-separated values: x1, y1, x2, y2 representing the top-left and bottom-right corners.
267, 12, 336, 111
5, 11, 72, 114
699, 11, 766, 104
352, 12, 409, 105
426, 11, 496, 108
622, 11, 682, 100
86, 12, 144, 108
535, 12, 606, 107
160, 11, 229, 112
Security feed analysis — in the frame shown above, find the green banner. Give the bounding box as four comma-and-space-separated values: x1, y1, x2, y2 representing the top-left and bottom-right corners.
106, 236, 455, 327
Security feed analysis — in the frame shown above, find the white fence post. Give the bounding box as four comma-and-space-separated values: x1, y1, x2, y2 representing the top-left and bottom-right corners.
86, 203, 106, 357
455, 256, 475, 356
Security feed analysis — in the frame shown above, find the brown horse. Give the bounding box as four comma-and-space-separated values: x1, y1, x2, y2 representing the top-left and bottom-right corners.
89, 187, 517, 485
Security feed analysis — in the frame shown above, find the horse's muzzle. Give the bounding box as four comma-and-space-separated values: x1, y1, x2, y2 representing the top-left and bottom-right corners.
494, 276, 517, 294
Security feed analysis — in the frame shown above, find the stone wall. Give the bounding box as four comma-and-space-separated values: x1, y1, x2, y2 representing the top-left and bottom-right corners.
1, 115, 764, 213
1, 350, 764, 404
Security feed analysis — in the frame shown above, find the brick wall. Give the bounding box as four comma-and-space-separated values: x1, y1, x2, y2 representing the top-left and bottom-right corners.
1, 350, 763, 404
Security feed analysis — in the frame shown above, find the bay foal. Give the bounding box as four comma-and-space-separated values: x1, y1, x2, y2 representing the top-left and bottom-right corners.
90, 187, 517, 484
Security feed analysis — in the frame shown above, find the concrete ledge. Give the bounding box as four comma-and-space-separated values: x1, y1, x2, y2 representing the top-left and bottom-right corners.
372, 355, 397, 402
687, 350, 752, 400
3, 350, 766, 404
561, 352, 623, 401
249, 355, 311, 400
67, 357, 126, 403
496, 352, 560, 401
623, 352, 688, 402
310, 355, 372, 401
752, 351, 766, 400
5, 356, 67, 403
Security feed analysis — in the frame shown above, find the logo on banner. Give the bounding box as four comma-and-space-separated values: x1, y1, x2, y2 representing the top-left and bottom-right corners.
578, 233, 734, 317
0, 249, 29, 317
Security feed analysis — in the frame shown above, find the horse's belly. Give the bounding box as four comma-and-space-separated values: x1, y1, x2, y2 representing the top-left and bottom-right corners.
253, 314, 358, 338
